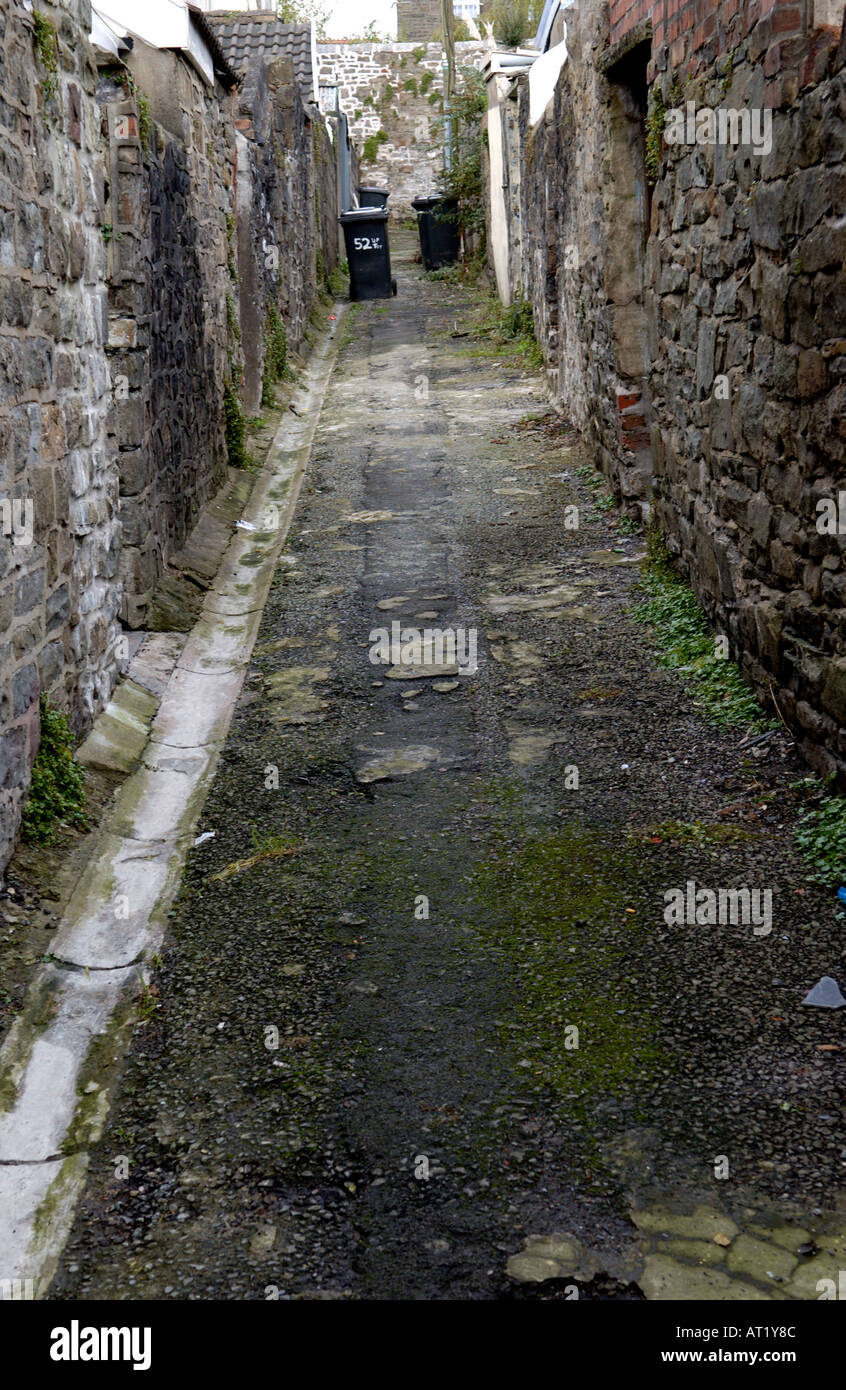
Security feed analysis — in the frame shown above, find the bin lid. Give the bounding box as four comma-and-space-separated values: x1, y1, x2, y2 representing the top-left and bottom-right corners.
412, 195, 443, 211
358, 186, 389, 196
339, 207, 389, 224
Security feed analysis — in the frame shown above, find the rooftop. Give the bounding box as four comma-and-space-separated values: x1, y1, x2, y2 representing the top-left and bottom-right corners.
206, 11, 315, 101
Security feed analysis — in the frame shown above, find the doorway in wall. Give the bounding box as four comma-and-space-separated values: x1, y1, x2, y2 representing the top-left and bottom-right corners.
602, 37, 654, 501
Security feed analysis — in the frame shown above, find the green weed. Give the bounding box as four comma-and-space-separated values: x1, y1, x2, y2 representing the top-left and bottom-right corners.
223, 382, 249, 469
326, 259, 348, 298
261, 305, 291, 408
795, 785, 846, 885
362, 130, 388, 163
33, 11, 59, 106
635, 529, 773, 730
22, 697, 88, 845
478, 296, 544, 369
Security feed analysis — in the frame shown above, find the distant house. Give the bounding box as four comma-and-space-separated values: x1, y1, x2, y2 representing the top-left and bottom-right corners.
397, 0, 485, 41
396, 0, 442, 43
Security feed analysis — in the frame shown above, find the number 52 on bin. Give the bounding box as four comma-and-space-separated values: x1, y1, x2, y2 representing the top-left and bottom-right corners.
353, 236, 383, 251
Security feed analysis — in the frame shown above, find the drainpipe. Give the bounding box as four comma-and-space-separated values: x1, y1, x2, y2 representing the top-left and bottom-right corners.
443, 56, 454, 174
440, 0, 456, 177
336, 112, 351, 214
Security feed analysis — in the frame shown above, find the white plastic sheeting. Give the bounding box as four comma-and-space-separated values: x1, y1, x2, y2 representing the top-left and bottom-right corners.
90, 9, 122, 58
92, 0, 215, 85
528, 33, 568, 126
533, 0, 564, 53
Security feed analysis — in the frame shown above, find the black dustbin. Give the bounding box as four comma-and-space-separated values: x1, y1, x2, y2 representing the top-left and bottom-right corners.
339, 208, 397, 301
412, 194, 460, 271
358, 186, 389, 209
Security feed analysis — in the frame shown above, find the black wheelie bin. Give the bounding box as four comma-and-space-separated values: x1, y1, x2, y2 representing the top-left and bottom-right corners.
412, 194, 460, 271
339, 207, 397, 301
358, 186, 389, 210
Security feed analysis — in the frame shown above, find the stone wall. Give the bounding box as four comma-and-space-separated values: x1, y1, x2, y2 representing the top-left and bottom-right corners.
235, 52, 340, 413
97, 36, 340, 624
0, 0, 121, 870
397, 0, 444, 43
317, 40, 488, 213
511, 6, 655, 503
647, 7, 846, 779
0, 2, 345, 875
99, 43, 238, 627
491, 0, 846, 778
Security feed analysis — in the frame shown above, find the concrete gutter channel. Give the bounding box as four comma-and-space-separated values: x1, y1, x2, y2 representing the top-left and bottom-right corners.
0, 308, 347, 1297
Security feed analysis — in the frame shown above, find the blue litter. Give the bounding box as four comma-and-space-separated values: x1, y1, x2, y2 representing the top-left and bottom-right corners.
838, 887, 846, 904
802, 976, 846, 1009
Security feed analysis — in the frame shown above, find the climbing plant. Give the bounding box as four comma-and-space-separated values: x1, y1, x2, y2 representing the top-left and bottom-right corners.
223, 382, 248, 469
645, 86, 666, 186
438, 63, 487, 256
32, 10, 59, 107
137, 94, 152, 150
362, 130, 388, 163
261, 305, 291, 408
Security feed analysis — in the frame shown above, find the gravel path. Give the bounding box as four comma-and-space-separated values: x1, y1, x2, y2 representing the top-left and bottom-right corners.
52, 233, 845, 1302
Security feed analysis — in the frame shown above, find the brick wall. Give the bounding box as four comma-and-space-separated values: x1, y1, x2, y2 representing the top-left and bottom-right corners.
609, 0, 836, 103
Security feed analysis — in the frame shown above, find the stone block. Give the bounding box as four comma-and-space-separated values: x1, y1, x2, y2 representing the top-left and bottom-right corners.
12, 663, 39, 718
108, 317, 138, 349
749, 180, 787, 250
821, 656, 846, 724
46, 584, 70, 633
747, 492, 773, 546
0, 726, 28, 791
14, 567, 45, 618
113, 392, 149, 449
797, 348, 827, 397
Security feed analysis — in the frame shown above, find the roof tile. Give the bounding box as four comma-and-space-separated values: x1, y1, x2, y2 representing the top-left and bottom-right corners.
206, 13, 315, 101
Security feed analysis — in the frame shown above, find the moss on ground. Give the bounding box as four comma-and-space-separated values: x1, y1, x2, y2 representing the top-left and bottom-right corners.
459, 778, 668, 1127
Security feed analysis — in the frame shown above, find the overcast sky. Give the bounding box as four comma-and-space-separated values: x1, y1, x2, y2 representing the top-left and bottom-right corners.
323, 0, 398, 39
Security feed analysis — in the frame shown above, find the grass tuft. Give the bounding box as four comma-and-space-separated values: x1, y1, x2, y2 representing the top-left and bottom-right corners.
635, 528, 773, 731
210, 832, 302, 884
470, 296, 544, 368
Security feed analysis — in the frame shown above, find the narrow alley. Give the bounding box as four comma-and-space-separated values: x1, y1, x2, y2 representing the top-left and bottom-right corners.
46, 236, 845, 1304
